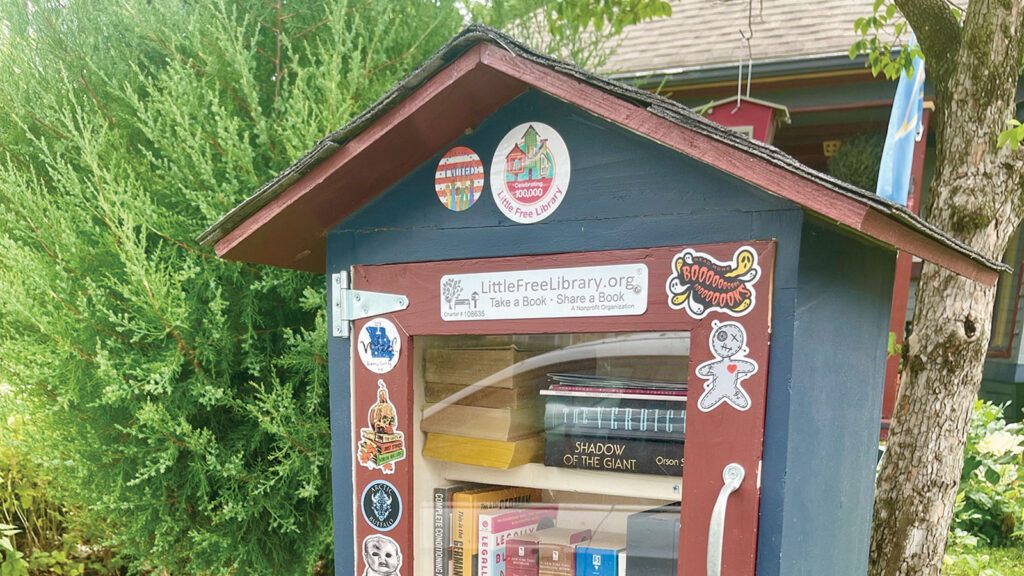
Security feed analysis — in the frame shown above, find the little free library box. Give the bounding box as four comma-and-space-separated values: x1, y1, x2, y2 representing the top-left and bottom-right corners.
200, 26, 1003, 576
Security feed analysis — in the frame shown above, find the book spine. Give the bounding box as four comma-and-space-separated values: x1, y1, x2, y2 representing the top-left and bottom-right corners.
625, 511, 680, 576
434, 488, 447, 576
544, 434, 684, 476
540, 389, 688, 401
544, 401, 685, 440
506, 537, 539, 576
540, 544, 575, 576
548, 385, 686, 398
575, 547, 618, 576
453, 500, 468, 576
479, 516, 493, 576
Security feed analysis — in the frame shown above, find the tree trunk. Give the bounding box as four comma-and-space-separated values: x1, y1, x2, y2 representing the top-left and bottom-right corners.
869, 1, 1024, 575
869, 265, 994, 576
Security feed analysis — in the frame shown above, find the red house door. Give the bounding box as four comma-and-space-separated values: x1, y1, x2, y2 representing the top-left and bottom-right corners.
350, 242, 774, 576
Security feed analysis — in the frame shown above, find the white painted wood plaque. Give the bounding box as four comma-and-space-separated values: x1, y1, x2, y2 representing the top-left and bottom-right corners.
440, 264, 648, 321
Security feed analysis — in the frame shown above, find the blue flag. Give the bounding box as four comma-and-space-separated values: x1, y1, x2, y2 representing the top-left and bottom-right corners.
876, 33, 925, 206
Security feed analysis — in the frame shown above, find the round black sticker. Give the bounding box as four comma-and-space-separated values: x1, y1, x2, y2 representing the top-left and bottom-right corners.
361, 480, 402, 531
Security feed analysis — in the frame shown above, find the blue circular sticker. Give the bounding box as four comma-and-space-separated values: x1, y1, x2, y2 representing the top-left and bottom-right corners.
361, 480, 402, 531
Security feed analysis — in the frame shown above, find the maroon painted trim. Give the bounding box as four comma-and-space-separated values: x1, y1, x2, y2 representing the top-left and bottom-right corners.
987, 258, 1023, 358
214, 41, 995, 285
881, 107, 929, 439
789, 98, 935, 115
350, 241, 775, 576
213, 45, 529, 271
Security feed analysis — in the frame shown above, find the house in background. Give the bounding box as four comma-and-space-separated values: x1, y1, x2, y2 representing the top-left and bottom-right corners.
598, 0, 1024, 421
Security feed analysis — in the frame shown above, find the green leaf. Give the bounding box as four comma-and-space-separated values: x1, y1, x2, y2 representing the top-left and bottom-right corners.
984, 467, 1001, 485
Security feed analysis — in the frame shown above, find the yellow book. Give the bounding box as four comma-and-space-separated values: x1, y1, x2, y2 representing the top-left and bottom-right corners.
452, 485, 541, 576
423, 433, 544, 469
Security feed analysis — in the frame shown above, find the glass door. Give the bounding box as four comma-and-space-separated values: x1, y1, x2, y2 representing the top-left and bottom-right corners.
350, 243, 774, 576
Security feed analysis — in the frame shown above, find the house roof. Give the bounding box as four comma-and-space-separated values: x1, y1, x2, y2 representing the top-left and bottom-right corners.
198, 25, 1004, 285
601, 0, 887, 78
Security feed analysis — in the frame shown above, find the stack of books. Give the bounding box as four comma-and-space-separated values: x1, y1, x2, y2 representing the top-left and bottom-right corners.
541, 374, 686, 476
432, 482, 681, 576
433, 483, 548, 576
422, 346, 547, 469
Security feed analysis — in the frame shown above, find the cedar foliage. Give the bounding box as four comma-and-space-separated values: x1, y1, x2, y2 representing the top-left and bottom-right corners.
0, 0, 462, 573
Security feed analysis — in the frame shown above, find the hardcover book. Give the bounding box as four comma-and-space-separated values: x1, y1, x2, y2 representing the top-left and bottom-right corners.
506, 532, 543, 576
575, 533, 627, 576
625, 504, 680, 576
452, 486, 541, 576
544, 434, 683, 476
478, 506, 558, 576
424, 433, 544, 469
536, 527, 592, 576
546, 374, 686, 392
543, 398, 685, 441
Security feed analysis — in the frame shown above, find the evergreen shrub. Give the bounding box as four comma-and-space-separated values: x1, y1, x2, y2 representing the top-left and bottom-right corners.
827, 131, 885, 191
0, 1, 462, 573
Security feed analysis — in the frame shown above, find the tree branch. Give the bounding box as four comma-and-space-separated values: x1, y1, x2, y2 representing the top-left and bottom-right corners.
893, 0, 962, 84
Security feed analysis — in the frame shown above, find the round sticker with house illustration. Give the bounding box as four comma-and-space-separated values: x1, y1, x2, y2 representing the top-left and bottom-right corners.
434, 146, 485, 211
490, 122, 570, 223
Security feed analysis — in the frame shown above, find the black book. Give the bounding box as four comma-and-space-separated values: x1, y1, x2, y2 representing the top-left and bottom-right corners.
543, 398, 685, 441
626, 504, 681, 576
433, 483, 481, 576
543, 433, 683, 476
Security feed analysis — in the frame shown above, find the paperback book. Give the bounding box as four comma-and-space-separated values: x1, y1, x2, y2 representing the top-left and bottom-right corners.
544, 434, 683, 476
478, 506, 558, 576
575, 533, 627, 576
434, 483, 484, 576
453, 486, 541, 576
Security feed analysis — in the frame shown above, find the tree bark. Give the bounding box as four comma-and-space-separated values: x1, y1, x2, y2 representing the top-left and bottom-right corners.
869, 1, 1024, 575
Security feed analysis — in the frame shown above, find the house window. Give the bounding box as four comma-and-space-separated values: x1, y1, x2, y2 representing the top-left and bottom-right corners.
989, 227, 1023, 356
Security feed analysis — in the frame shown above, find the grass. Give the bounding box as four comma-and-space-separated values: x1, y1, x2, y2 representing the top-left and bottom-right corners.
944, 546, 1024, 576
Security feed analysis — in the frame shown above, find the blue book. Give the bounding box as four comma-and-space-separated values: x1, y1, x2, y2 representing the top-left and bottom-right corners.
576, 534, 627, 576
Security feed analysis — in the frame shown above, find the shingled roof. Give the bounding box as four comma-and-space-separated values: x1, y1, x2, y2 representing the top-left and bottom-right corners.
602, 0, 886, 77
198, 25, 1003, 284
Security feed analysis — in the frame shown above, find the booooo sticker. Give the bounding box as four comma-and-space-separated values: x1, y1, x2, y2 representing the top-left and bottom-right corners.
435, 146, 485, 211
358, 318, 401, 374
666, 246, 760, 319
490, 122, 570, 224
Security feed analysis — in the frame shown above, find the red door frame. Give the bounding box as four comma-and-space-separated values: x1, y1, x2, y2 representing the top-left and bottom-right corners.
351, 241, 775, 576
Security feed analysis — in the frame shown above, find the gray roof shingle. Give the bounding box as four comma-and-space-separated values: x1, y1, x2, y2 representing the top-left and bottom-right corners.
601, 0, 887, 76
199, 25, 1003, 278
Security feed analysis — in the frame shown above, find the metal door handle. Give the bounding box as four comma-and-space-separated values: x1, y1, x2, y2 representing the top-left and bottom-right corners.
707, 463, 745, 576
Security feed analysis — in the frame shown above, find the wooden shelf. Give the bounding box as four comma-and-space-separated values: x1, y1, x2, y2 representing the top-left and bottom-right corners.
442, 462, 682, 501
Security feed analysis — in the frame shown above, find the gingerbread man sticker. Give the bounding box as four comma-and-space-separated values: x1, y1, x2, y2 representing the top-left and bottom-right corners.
696, 321, 758, 412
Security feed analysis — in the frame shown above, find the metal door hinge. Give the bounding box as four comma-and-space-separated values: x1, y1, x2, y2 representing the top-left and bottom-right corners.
331, 271, 408, 338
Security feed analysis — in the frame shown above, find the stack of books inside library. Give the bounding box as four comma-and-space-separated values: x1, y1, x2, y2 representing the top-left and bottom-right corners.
416, 332, 689, 576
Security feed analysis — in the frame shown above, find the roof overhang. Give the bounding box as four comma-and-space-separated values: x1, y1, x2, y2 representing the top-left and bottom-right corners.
199, 27, 1004, 286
